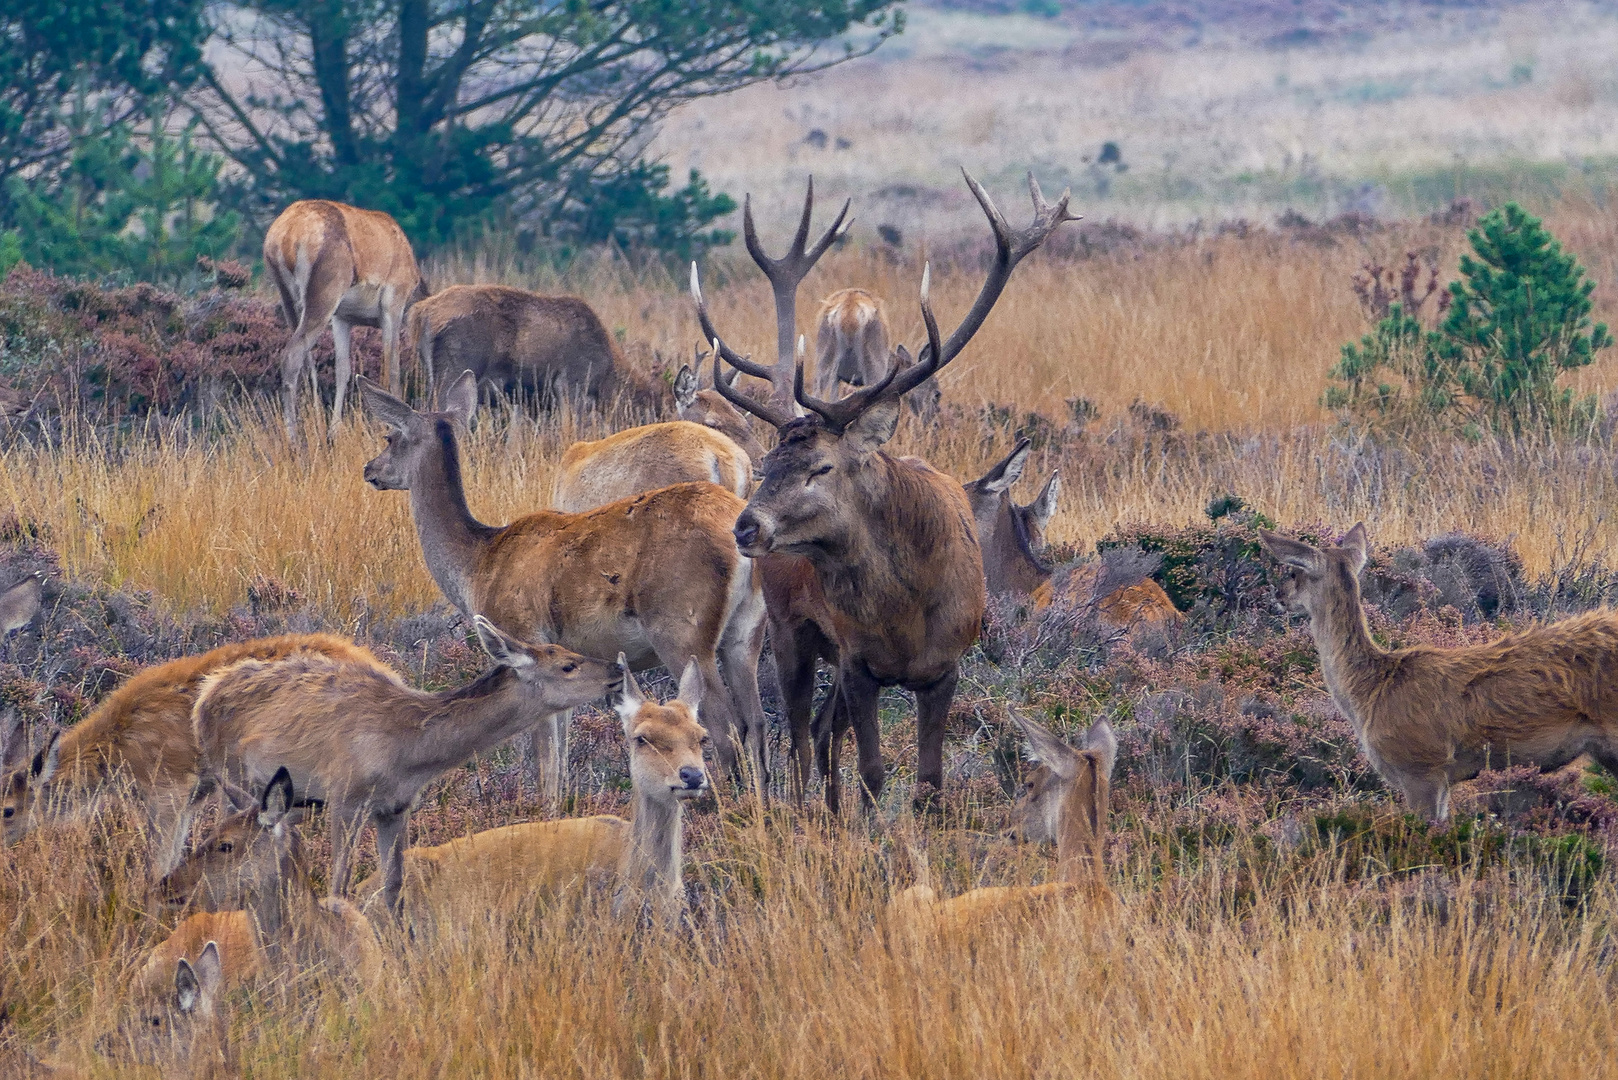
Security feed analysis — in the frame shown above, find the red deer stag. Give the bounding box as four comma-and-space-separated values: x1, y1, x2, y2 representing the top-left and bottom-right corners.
359, 372, 769, 799
694, 170, 1080, 810
963, 437, 1060, 596
1261, 523, 1618, 821
1, 634, 380, 876
263, 200, 427, 441
408, 285, 660, 413
189, 620, 621, 915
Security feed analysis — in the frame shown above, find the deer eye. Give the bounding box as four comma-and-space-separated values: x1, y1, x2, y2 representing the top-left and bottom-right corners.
2, 807, 12, 818
635, 736, 649, 747
809, 464, 832, 479
218, 841, 234, 854
149, 1016, 163, 1028
700, 735, 712, 748
561, 662, 576, 673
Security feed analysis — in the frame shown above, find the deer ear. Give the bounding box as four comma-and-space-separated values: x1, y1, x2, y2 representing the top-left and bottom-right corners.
174, 958, 201, 1014
194, 941, 224, 1002
30, 728, 60, 785
977, 439, 1030, 495
0, 574, 42, 634
1027, 471, 1060, 532
673, 366, 699, 408
1082, 718, 1118, 781
1258, 529, 1322, 572
259, 766, 294, 827
845, 397, 900, 453
1338, 522, 1369, 574
473, 615, 533, 669
614, 653, 644, 729
676, 658, 703, 712
443, 370, 479, 425
1009, 708, 1080, 781
357, 376, 414, 431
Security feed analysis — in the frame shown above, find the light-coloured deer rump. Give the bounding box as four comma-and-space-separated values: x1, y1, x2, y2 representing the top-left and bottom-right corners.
814, 288, 890, 395
551, 421, 752, 512
1260, 524, 1618, 821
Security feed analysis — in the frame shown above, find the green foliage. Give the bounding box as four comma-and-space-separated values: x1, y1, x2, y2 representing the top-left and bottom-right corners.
553, 163, 737, 263
1327, 204, 1611, 433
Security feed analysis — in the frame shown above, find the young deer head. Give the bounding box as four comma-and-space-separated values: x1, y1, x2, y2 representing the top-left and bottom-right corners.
963, 438, 1060, 596
615, 654, 710, 802
102, 940, 225, 1068
359, 369, 478, 492
1, 713, 60, 847
1259, 523, 1370, 623
158, 767, 306, 913
1003, 712, 1116, 879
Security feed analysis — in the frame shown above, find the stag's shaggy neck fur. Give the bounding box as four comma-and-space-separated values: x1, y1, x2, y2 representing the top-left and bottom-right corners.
407, 419, 499, 616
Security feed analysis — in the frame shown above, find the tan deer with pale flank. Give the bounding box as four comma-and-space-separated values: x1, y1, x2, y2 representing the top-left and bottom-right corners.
262, 200, 427, 440
963, 437, 1061, 596
695, 170, 1079, 810
190, 618, 621, 916
354, 654, 708, 927
103, 940, 230, 1073
892, 713, 1116, 932
1, 634, 380, 876
358, 372, 769, 800
158, 768, 383, 981
1260, 523, 1618, 821
551, 420, 751, 511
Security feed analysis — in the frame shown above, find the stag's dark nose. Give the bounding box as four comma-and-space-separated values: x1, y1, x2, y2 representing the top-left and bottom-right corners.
679, 766, 706, 790
733, 512, 761, 551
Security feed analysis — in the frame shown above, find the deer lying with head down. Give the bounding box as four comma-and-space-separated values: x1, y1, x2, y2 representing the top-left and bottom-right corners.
1, 634, 379, 876
892, 713, 1116, 932
191, 617, 621, 916
102, 940, 229, 1074
673, 353, 768, 467
359, 372, 767, 801
158, 768, 383, 981
695, 170, 1079, 810
1261, 523, 1618, 822
354, 655, 708, 927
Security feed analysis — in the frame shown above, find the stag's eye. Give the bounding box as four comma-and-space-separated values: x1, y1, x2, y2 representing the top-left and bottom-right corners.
218, 841, 233, 854
809, 464, 833, 479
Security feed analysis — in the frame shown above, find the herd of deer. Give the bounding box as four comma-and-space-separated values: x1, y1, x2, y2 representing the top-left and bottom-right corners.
7, 171, 1618, 1071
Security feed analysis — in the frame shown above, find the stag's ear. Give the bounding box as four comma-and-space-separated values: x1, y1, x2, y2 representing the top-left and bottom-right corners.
976, 439, 1030, 495
673, 366, 699, 409
258, 767, 295, 827
676, 658, 703, 713
356, 376, 415, 432
1009, 708, 1080, 781
1338, 522, 1369, 574
614, 653, 644, 729
1258, 529, 1322, 572
1027, 471, 1060, 532
175, 957, 201, 1014
442, 370, 479, 426
473, 615, 533, 669
845, 397, 900, 453
1082, 718, 1118, 781
30, 728, 60, 785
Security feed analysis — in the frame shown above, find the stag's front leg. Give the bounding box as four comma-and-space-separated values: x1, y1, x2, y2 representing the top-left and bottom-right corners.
374, 807, 409, 918
841, 667, 885, 808
913, 667, 959, 796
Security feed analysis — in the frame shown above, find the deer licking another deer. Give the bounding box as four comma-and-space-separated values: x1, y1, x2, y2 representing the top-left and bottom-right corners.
963, 438, 1061, 597
1261, 523, 1618, 822
695, 170, 1080, 810
262, 200, 427, 441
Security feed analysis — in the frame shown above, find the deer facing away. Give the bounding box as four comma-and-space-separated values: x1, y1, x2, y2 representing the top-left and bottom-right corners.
190, 618, 621, 916
359, 371, 768, 798
354, 654, 708, 927
1261, 523, 1618, 821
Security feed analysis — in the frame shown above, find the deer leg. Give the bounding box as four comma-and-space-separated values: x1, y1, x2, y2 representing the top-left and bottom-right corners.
380, 292, 402, 397
913, 668, 959, 796
695, 657, 743, 783
374, 807, 409, 918
523, 711, 567, 814
719, 608, 770, 799
327, 804, 366, 899
840, 667, 885, 809
773, 626, 816, 807
328, 317, 353, 441
150, 788, 199, 879
1398, 769, 1452, 824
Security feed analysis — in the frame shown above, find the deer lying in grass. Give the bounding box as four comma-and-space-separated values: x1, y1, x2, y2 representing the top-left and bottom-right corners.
963, 438, 1060, 596
191, 617, 621, 915
892, 713, 1116, 931
103, 940, 229, 1072
673, 354, 767, 466
359, 371, 768, 799
1260, 523, 1618, 821
158, 768, 383, 980
1, 634, 379, 875
354, 655, 708, 927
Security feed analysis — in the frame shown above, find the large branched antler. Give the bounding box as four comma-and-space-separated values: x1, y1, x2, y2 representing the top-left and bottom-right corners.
794, 169, 1080, 434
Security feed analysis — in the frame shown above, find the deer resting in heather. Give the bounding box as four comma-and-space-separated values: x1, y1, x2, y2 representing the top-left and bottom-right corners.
190, 618, 621, 915
1261, 523, 1618, 822
359, 371, 768, 798
103, 939, 228, 1072
354, 654, 708, 927
694, 170, 1079, 809
263, 199, 427, 440
963, 438, 1060, 597
2, 634, 380, 876
893, 713, 1116, 932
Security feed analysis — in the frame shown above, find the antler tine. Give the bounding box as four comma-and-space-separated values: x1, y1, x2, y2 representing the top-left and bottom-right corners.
689, 262, 773, 382
794, 346, 901, 434
713, 346, 793, 430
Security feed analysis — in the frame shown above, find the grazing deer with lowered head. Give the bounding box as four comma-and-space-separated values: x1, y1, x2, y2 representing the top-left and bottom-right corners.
359, 371, 769, 801
694, 171, 1079, 810
963, 437, 1060, 596
158, 768, 383, 981
408, 285, 663, 414
262, 200, 427, 440
102, 940, 230, 1073
1, 634, 380, 876
354, 654, 708, 927
893, 713, 1116, 931
190, 619, 621, 916
1260, 523, 1618, 822
814, 290, 942, 422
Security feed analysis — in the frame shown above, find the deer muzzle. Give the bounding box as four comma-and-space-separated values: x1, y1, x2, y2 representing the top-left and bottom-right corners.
733, 510, 772, 556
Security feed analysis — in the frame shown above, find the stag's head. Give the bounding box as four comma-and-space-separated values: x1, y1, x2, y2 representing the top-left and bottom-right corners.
1003, 711, 1116, 851
159, 767, 306, 912
614, 654, 709, 804
102, 941, 226, 1067
1258, 524, 1369, 621
691, 171, 1077, 560
358, 370, 477, 490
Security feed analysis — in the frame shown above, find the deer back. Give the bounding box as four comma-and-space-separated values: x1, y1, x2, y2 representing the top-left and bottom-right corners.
552, 421, 751, 511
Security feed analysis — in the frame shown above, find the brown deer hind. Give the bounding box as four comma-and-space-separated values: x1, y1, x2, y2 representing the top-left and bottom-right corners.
1260, 523, 1618, 821
694, 170, 1080, 810
963, 437, 1060, 597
